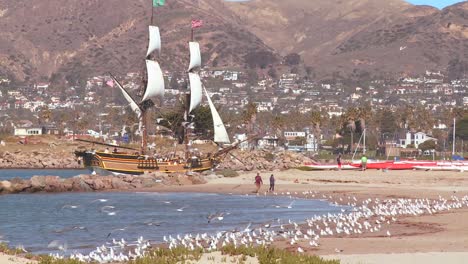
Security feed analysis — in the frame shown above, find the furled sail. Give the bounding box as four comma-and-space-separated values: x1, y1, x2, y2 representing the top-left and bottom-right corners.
146, 26, 161, 57
113, 77, 142, 118
204, 88, 230, 144
188, 72, 202, 113
141, 59, 165, 102
187, 42, 201, 72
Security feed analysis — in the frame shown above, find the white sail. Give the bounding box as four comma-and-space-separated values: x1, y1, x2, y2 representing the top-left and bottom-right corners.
188, 72, 202, 113
188, 42, 201, 72
142, 59, 165, 102
204, 88, 230, 144
113, 77, 142, 118
146, 26, 161, 57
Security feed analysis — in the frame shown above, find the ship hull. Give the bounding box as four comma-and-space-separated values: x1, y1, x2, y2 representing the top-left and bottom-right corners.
76, 151, 216, 175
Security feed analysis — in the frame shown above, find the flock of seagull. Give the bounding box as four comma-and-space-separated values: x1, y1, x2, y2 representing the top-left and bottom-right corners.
4, 191, 468, 263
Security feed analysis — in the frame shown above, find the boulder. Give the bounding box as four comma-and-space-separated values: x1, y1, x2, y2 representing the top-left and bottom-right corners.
0, 180, 12, 193
111, 177, 130, 189
30, 176, 46, 190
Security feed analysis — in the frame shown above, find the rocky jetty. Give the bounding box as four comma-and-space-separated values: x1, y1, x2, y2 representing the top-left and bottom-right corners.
217, 150, 314, 171
0, 150, 80, 169
0, 172, 206, 195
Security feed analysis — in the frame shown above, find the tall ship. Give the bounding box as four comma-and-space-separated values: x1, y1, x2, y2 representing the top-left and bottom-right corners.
75, 2, 236, 175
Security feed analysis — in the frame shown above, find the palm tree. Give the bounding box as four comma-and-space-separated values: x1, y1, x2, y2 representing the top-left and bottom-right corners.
39, 106, 52, 125
308, 110, 322, 150
242, 102, 257, 135
342, 107, 359, 153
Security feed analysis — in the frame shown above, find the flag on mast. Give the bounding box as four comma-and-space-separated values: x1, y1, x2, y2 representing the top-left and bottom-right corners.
191, 19, 203, 29
106, 79, 115, 88
153, 0, 165, 7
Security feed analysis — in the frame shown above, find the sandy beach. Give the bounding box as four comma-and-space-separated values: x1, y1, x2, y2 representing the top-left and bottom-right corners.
138, 169, 468, 263
2, 168, 468, 263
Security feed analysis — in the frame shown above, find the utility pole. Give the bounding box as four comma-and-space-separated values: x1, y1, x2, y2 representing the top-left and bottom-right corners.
452, 117, 456, 156
363, 128, 366, 154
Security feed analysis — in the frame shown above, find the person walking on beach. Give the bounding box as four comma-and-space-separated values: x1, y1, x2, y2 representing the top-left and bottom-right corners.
254, 173, 263, 193
361, 155, 368, 171
269, 174, 275, 192
336, 154, 342, 170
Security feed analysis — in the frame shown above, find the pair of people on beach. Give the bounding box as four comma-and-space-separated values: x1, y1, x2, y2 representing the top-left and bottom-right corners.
255, 173, 275, 193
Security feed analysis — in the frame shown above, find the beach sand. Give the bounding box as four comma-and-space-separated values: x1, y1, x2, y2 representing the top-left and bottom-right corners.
0, 253, 35, 264
140, 169, 468, 263
2, 169, 468, 263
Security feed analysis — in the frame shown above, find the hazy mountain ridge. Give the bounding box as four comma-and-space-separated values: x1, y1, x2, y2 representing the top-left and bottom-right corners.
0, 0, 467, 82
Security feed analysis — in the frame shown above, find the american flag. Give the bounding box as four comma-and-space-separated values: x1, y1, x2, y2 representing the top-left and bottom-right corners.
191, 19, 203, 29
106, 79, 115, 88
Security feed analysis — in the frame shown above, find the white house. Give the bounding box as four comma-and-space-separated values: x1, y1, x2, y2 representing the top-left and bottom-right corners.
14, 127, 44, 136
256, 135, 279, 149
399, 132, 436, 148
233, 133, 249, 150
284, 129, 319, 152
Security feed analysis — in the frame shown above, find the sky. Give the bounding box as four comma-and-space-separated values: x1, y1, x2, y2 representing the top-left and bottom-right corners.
404, 0, 463, 9
225, 0, 464, 9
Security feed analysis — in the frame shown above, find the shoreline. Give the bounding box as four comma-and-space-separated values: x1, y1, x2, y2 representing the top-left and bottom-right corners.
1, 169, 468, 263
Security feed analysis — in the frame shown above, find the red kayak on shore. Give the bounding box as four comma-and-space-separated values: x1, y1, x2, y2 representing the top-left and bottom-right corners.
350, 161, 438, 170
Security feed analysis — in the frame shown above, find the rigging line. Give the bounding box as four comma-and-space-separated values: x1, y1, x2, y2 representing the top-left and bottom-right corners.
351, 131, 364, 161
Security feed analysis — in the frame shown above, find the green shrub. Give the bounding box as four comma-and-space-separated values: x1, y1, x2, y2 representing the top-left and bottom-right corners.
264, 152, 275, 162
217, 169, 239, 178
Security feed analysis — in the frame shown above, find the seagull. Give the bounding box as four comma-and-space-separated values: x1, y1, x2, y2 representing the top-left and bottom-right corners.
54, 226, 88, 233
91, 199, 108, 203
61, 204, 79, 210
107, 227, 128, 238
386, 230, 391, 237
144, 220, 166, 227
399, 46, 407, 51
48, 240, 68, 252
177, 206, 188, 212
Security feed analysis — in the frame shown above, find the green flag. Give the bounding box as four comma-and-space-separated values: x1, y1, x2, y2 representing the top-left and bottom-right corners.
153, 0, 165, 7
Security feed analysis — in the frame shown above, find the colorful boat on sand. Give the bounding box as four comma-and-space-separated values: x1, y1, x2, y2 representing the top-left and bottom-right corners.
303, 162, 359, 170
349, 161, 438, 170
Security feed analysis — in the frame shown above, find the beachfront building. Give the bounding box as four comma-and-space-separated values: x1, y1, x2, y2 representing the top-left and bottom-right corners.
14, 126, 44, 136
284, 129, 319, 152
256, 135, 279, 149
399, 131, 436, 148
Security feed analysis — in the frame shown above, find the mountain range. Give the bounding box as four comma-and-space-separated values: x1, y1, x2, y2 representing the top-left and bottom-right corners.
0, 0, 467, 82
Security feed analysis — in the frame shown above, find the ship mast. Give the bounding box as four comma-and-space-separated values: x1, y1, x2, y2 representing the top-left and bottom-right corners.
139, 0, 165, 155
184, 26, 195, 161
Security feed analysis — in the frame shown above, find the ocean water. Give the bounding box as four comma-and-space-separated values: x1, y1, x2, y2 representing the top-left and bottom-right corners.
0, 169, 89, 181
0, 192, 349, 254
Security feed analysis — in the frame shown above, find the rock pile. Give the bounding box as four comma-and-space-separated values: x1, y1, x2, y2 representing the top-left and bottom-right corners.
218, 149, 313, 171
0, 150, 79, 169
0, 172, 206, 195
